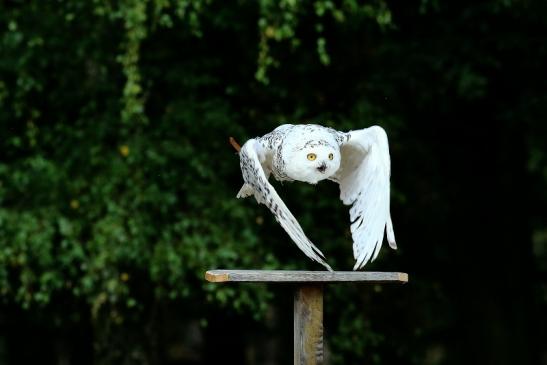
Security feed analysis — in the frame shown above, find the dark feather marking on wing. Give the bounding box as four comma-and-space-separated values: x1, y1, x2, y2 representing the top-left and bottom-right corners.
328, 128, 351, 145
240, 139, 286, 225
259, 126, 291, 181
274, 144, 289, 180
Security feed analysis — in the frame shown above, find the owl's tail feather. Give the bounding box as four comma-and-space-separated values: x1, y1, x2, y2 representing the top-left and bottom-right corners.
236, 184, 254, 199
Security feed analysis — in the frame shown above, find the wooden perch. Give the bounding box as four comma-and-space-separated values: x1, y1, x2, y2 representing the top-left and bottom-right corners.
205, 270, 408, 283
229, 137, 241, 152
205, 269, 408, 365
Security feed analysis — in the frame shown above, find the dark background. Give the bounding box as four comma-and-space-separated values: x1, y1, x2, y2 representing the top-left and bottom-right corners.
0, 1, 546, 364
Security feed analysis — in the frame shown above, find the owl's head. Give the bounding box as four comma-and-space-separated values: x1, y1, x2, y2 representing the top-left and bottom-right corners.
283, 139, 341, 184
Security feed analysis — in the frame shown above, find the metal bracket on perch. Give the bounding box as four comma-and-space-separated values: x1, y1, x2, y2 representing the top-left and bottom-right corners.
205, 270, 408, 365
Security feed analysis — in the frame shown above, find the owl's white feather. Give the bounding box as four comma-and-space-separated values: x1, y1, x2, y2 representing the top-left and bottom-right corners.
333, 126, 396, 269
238, 138, 333, 271
236, 124, 396, 270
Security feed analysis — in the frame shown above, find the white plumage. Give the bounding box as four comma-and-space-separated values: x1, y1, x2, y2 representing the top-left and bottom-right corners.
237, 124, 396, 271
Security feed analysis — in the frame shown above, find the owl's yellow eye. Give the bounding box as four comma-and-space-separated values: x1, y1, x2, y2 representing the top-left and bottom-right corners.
307, 153, 317, 161
328, 153, 334, 160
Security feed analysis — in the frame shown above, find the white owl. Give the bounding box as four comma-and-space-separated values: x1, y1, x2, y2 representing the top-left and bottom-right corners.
236, 124, 396, 271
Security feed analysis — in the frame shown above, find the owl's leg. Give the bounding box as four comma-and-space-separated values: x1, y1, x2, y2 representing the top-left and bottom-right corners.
236, 184, 254, 198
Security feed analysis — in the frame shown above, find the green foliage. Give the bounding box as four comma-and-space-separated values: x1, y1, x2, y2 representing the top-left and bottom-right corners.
256, 0, 392, 83
0, 1, 397, 363
1, 0, 546, 364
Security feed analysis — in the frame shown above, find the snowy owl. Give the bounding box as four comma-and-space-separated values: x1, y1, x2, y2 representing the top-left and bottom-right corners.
236, 124, 396, 271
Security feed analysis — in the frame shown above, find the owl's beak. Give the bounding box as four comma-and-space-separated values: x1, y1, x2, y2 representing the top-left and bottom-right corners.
317, 162, 327, 173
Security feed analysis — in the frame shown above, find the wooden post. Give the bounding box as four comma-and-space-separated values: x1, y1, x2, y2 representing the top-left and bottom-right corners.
294, 284, 324, 365
205, 270, 408, 363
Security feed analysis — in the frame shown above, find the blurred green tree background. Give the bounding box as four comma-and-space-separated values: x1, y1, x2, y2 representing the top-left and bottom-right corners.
1, 0, 546, 364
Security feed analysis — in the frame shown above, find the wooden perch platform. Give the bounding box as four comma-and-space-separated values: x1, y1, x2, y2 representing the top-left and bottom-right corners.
205, 269, 408, 365
205, 269, 408, 283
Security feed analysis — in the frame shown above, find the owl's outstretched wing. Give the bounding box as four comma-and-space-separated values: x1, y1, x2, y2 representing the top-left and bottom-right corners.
238, 138, 333, 271
333, 126, 396, 270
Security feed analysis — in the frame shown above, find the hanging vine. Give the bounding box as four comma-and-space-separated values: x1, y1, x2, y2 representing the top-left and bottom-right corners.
256, 0, 393, 84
